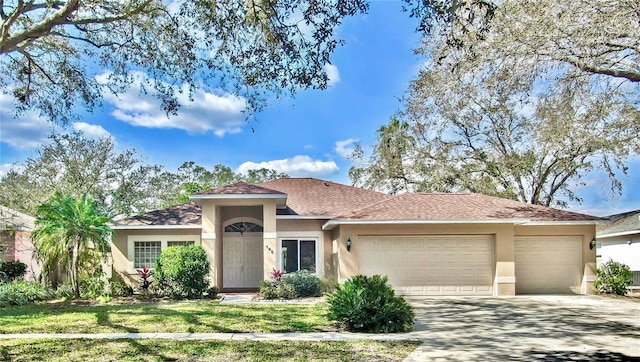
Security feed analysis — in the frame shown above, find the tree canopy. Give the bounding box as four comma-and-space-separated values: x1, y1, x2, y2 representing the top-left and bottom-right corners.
0, 0, 368, 123
0, 132, 167, 218
350, 0, 640, 207
0, 131, 290, 216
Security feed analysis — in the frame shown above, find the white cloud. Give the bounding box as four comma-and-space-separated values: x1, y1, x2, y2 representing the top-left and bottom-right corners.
335, 138, 358, 158
237, 155, 339, 178
97, 71, 247, 136
304, 144, 314, 150
0, 93, 52, 149
72, 122, 111, 139
0, 163, 19, 178
324, 64, 341, 87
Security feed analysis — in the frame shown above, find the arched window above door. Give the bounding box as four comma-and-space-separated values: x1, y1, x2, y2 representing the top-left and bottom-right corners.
224, 221, 263, 233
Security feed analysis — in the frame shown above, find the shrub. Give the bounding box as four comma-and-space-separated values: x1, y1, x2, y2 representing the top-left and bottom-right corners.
594, 259, 633, 296
109, 273, 134, 297
78, 249, 107, 298
136, 265, 153, 295
0, 261, 28, 281
320, 278, 338, 294
259, 280, 279, 299
55, 283, 75, 300
206, 286, 219, 299
155, 245, 210, 298
0, 281, 55, 307
327, 275, 414, 333
282, 270, 322, 297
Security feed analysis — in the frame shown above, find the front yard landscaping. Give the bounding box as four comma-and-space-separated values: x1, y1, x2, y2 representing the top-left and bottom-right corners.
0, 300, 332, 334
0, 339, 420, 362
0, 299, 420, 361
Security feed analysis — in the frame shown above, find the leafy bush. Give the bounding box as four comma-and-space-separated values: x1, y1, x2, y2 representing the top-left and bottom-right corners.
136, 265, 153, 295
0, 281, 55, 307
155, 245, 210, 298
282, 270, 322, 297
206, 286, 219, 299
78, 249, 107, 298
55, 283, 75, 300
327, 275, 414, 333
109, 273, 134, 297
320, 278, 338, 294
259, 280, 279, 299
0, 261, 28, 281
594, 259, 633, 296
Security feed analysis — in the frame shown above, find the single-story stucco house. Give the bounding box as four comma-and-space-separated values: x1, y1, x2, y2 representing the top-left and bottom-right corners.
596, 210, 640, 288
0, 205, 42, 281
111, 178, 601, 296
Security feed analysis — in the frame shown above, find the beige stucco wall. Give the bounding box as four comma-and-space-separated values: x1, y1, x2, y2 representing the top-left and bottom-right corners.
276, 219, 334, 279
111, 228, 202, 287
331, 222, 597, 296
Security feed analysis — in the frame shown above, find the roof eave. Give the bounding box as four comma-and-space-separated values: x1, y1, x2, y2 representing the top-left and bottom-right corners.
111, 225, 202, 230
277, 215, 334, 220
321, 218, 532, 230
521, 220, 602, 226
596, 229, 640, 239
189, 194, 287, 200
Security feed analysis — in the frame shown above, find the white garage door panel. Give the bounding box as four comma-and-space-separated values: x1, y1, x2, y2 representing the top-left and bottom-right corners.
360, 236, 494, 296
515, 236, 582, 294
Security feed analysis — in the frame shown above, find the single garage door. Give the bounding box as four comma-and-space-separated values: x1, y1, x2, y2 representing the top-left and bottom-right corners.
515, 236, 582, 294
359, 235, 494, 295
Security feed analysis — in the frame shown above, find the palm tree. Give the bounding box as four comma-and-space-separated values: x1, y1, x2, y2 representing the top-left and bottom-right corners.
32, 193, 113, 298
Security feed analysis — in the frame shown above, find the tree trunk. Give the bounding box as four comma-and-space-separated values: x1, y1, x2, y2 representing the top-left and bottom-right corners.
71, 242, 81, 299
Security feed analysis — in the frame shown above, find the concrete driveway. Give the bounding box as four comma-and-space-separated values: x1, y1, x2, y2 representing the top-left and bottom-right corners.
403, 295, 640, 361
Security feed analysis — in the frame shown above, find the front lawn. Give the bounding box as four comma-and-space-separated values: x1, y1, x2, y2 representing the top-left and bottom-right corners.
0, 300, 332, 334
0, 339, 421, 362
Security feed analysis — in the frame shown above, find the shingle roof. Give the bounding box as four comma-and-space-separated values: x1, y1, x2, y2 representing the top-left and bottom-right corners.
0, 205, 35, 231
193, 182, 286, 196
113, 179, 602, 227
115, 202, 201, 227
597, 209, 640, 236
331, 193, 601, 222
258, 178, 390, 216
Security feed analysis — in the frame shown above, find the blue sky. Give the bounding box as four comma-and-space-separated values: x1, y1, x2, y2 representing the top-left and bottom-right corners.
0, 1, 638, 217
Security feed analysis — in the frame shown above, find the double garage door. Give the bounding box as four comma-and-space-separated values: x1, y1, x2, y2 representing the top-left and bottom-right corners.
359, 235, 583, 295
359, 235, 494, 295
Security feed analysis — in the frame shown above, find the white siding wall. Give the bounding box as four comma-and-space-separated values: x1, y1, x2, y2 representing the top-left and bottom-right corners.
597, 236, 640, 271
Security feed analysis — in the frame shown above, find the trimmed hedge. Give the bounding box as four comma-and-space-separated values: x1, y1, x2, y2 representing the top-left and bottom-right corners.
154, 245, 210, 298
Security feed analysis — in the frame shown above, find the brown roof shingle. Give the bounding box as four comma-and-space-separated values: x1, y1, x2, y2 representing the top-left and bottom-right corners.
115, 202, 201, 227
333, 193, 602, 222
193, 182, 286, 196
258, 178, 390, 216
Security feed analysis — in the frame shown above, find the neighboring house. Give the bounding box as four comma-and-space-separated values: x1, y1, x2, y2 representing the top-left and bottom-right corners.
596, 210, 640, 288
111, 178, 601, 296
0, 205, 42, 281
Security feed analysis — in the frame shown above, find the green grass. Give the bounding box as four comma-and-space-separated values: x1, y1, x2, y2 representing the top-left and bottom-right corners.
0, 300, 332, 334
0, 339, 421, 361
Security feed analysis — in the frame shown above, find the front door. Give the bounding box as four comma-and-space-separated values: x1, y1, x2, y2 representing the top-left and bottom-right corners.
223, 235, 263, 288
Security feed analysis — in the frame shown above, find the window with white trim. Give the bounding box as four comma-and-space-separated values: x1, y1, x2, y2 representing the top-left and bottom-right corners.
127, 234, 201, 273
134, 241, 161, 269
281, 239, 316, 273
